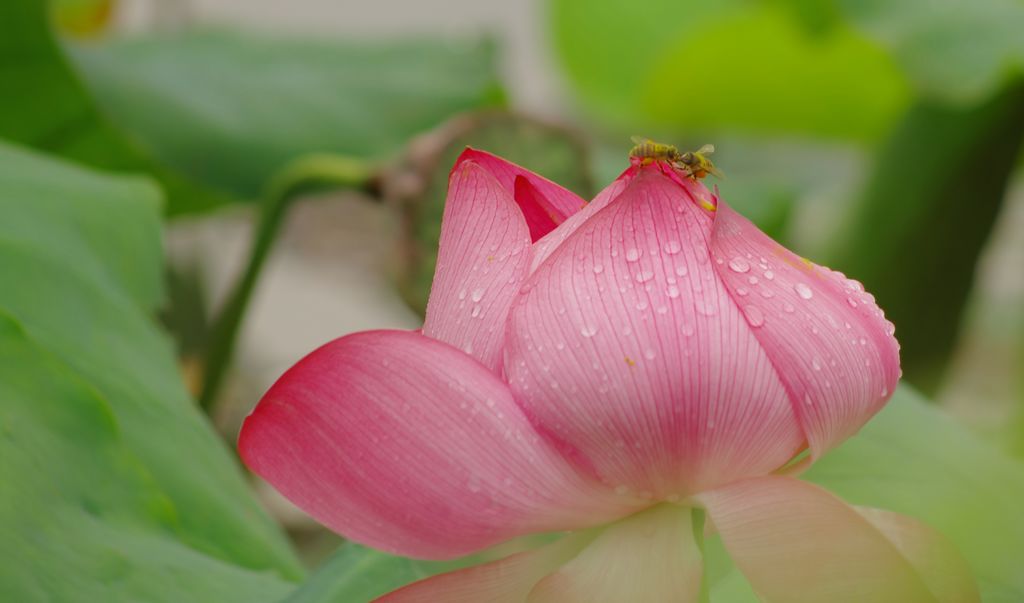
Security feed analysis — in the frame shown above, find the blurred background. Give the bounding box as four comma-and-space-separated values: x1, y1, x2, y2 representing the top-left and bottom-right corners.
2, 0, 1023, 599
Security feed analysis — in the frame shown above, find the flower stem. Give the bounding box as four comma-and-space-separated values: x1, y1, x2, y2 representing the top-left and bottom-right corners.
198, 153, 375, 412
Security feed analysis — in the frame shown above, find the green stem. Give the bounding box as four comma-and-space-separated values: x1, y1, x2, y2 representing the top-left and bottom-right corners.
198, 153, 374, 411
692, 508, 710, 603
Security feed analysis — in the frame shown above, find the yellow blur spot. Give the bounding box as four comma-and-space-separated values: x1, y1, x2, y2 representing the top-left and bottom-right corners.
624, 356, 636, 367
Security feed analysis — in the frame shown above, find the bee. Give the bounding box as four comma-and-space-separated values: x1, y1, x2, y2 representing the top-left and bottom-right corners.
629, 137, 723, 180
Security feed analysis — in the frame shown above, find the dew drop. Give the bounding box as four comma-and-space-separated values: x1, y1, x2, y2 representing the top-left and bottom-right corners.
675, 265, 689, 277
471, 288, 484, 302
635, 299, 649, 311
743, 305, 765, 327
736, 287, 749, 297
666, 285, 680, 299
471, 305, 481, 318
643, 348, 656, 360
847, 297, 858, 308
457, 289, 467, 300
635, 270, 654, 283
581, 324, 599, 337
764, 270, 775, 280
663, 241, 682, 255
728, 257, 750, 273
593, 264, 604, 274
681, 324, 695, 337
625, 248, 641, 262
795, 283, 814, 300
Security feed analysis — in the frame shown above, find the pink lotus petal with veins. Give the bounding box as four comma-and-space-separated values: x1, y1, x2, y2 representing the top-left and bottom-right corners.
239, 151, 974, 601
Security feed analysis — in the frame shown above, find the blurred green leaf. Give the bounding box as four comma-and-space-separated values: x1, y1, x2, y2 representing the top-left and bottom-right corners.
0, 141, 303, 594
72, 30, 506, 199
0, 314, 293, 603
0, 0, 229, 215
549, 0, 910, 140
827, 82, 1024, 393
828, 0, 1024, 104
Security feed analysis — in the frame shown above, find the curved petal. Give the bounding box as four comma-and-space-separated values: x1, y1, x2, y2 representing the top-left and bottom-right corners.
529, 168, 633, 272
528, 505, 703, 603
455, 148, 586, 231
697, 476, 937, 603
505, 167, 804, 499
708, 199, 900, 456
239, 330, 627, 559
856, 507, 980, 603
422, 160, 532, 371
378, 533, 590, 603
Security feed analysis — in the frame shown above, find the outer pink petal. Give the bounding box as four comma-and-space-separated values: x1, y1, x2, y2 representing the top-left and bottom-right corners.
422, 160, 532, 371
697, 476, 936, 603
856, 507, 980, 603
455, 148, 586, 229
239, 330, 627, 559
708, 199, 900, 456
505, 167, 804, 499
528, 505, 703, 602
378, 534, 590, 603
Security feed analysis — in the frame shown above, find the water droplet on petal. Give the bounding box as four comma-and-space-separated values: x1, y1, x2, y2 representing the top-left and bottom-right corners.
457, 289, 467, 300
471, 288, 484, 302
728, 257, 750, 273
625, 248, 641, 262
666, 285, 680, 298
635, 270, 654, 283
812, 358, 822, 371
795, 283, 814, 300
635, 299, 649, 311
581, 324, 599, 337
847, 297, 858, 308
743, 305, 765, 327
681, 324, 695, 336
764, 270, 774, 280
736, 287, 749, 297
675, 265, 688, 277
593, 264, 604, 274
471, 305, 481, 318
643, 348, 656, 360
663, 241, 682, 255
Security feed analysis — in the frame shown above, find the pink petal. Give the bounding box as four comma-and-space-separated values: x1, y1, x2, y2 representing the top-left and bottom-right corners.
697, 476, 937, 603
422, 160, 532, 371
856, 507, 980, 603
239, 330, 627, 559
378, 533, 590, 603
529, 505, 703, 602
708, 199, 900, 457
455, 148, 586, 232
529, 168, 633, 272
505, 167, 804, 499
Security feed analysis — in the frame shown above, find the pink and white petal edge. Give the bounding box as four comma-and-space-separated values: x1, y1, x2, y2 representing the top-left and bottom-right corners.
697, 476, 940, 603
240, 330, 626, 559
529, 505, 703, 603
857, 507, 980, 603
377, 534, 590, 603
